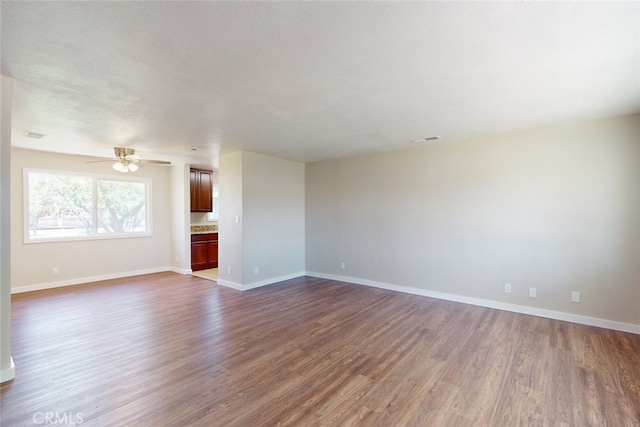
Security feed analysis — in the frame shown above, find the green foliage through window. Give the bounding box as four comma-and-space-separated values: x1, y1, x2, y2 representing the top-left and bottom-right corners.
26, 170, 151, 242
97, 180, 146, 233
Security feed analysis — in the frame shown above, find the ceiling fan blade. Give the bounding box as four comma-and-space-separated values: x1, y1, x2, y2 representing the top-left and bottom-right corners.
86, 158, 118, 163
85, 147, 171, 166
134, 159, 171, 165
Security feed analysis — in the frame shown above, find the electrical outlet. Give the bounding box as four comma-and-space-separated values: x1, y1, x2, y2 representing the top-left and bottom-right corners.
504, 283, 512, 294
52, 267, 60, 276
254, 267, 259, 275
227, 266, 232, 275
340, 262, 346, 270
529, 287, 537, 298
571, 291, 581, 303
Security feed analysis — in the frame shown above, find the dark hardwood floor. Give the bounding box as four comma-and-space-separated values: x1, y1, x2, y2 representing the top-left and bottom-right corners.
2, 273, 639, 426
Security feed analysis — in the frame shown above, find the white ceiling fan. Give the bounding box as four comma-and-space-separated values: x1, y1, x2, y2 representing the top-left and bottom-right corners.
90, 147, 171, 173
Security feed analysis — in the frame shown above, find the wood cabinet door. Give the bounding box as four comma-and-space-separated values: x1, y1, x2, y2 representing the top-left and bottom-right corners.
208, 240, 218, 268
197, 170, 213, 212
190, 169, 213, 212
191, 233, 218, 270
189, 169, 198, 212
191, 241, 209, 270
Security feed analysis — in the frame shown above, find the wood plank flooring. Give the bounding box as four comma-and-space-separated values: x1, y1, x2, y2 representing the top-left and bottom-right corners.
1, 273, 639, 426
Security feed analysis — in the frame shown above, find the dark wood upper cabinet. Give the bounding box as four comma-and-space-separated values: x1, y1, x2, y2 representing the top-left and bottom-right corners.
190, 168, 213, 212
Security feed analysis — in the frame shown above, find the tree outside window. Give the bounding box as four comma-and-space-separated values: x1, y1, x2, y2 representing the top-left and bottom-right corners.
26, 170, 151, 242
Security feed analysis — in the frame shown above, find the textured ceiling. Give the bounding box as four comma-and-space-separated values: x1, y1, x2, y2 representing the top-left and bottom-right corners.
1, 2, 639, 168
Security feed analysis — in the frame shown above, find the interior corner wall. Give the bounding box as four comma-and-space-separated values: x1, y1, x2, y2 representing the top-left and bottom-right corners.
218, 151, 244, 285
1, 74, 15, 383
242, 151, 305, 284
170, 163, 191, 273
306, 114, 640, 327
218, 151, 305, 288
10, 148, 172, 291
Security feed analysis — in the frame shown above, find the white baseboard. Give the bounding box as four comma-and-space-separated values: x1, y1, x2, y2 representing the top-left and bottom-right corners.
170, 266, 192, 275
217, 271, 307, 291
10, 267, 172, 294
0, 356, 15, 383
12, 267, 638, 335
215, 279, 244, 290
306, 271, 640, 335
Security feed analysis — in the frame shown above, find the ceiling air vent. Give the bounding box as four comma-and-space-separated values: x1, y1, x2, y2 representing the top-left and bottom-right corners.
24, 131, 47, 139
411, 136, 441, 143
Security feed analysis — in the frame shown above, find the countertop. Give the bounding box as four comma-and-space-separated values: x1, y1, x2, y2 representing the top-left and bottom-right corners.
190, 225, 218, 234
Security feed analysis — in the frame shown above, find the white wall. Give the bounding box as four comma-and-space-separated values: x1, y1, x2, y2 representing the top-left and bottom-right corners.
218, 151, 305, 289
170, 163, 191, 274
306, 114, 640, 328
218, 151, 244, 285
242, 151, 305, 285
11, 148, 172, 292
1, 75, 15, 382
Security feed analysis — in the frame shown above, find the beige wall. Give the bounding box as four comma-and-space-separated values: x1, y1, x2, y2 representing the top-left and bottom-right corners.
218, 151, 305, 288
11, 148, 172, 290
306, 114, 640, 326
218, 151, 244, 284
169, 163, 191, 273
1, 75, 15, 382
242, 151, 305, 284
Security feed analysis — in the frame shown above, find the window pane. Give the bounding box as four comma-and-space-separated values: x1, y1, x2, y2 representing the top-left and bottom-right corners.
212, 185, 219, 219
28, 172, 93, 238
96, 179, 147, 233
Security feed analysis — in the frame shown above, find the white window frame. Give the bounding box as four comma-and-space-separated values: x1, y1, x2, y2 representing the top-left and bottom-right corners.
23, 168, 153, 244
206, 184, 219, 222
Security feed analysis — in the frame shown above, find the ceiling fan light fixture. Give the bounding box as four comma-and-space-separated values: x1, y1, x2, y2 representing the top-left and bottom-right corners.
89, 147, 169, 171
112, 160, 139, 173
112, 161, 129, 173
